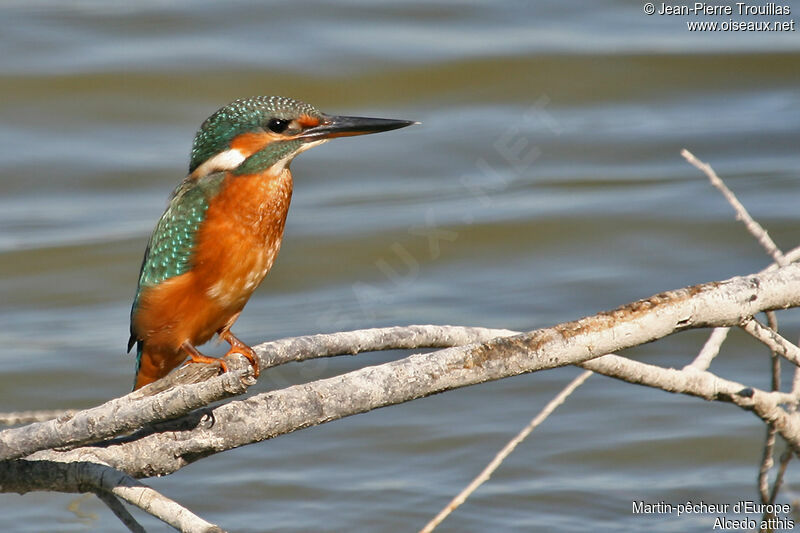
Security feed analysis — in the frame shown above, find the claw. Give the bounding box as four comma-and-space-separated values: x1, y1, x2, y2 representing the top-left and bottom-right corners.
220, 331, 260, 378
180, 341, 228, 374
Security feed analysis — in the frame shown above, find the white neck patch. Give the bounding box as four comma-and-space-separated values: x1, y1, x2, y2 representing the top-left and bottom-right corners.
190, 148, 246, 179
191, 140, 329, 179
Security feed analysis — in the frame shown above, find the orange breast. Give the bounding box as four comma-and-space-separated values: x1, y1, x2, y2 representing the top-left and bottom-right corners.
194, 168, 294, 314
134, 168, 293, 351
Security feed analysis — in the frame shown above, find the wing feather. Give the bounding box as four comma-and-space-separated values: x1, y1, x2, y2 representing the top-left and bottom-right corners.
127, 172, 227, 351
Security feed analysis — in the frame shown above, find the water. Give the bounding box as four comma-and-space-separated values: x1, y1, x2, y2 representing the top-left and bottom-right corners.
1, 1, 799, 531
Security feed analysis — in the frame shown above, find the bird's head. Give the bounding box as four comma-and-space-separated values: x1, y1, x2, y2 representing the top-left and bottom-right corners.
188, 95, 415, 179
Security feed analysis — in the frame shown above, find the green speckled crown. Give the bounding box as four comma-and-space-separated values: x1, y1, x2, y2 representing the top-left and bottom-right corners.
189, 96, 322, 173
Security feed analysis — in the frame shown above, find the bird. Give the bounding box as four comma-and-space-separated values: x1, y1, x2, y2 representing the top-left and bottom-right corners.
128, 96, 415, 390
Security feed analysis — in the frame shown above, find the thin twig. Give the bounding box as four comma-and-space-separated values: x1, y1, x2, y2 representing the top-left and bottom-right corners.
0, 458, 224, 532
768, 450, 793, 505
740, 318, 800, 367
682, 149, 787, 266
768, 245, 800, 271
95, 490, 147, 533
579, 355, 800, 451
685, 150, 793, 513
90, 463, 225, 533
685, 327, 729, 371
109, 479, 224, 533
791, 334, 800, 403
759, 312, 780, 509
759, 424, 776, 504
419, 370, 593, 533
767, 312, 781, 390
793, 367, 800, 403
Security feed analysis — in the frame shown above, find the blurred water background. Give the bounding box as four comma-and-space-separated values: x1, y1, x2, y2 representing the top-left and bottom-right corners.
1, 1, 799, 531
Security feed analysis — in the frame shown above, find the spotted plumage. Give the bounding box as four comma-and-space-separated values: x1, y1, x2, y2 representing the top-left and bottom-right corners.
128, 96, 415, 389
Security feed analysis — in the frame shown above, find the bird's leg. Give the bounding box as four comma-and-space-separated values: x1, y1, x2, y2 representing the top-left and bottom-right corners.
219, 329, 260, 378
180, 341, 228, 374
217, 311, 260, 378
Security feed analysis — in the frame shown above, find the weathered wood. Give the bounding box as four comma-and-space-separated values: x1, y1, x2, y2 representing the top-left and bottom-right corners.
1, 262, 797, 480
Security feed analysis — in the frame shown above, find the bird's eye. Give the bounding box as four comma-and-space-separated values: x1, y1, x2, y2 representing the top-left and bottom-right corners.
267, 118, 291, 134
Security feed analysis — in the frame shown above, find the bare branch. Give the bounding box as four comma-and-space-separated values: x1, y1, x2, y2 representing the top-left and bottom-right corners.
759, 311, 781, 508
0, 368, 253, 461
1, 260, 799, 533
793, 367, 800, 401
685, 327, 730, 371
0, 326, 513, 462
3, 255, 800, 464
254, 325, 516, 367
108, 475, 224, 533
0, 262, 795, 485
0, 459, 224, 533
420, 370, 593, 533
682, 149, 787, 266
580, 354, 800, 451
767, 311, 781, 390
94, 490, 147, 533
769, 450, 793, 505
741, 317, 800, 367
2, 150, 798, 530
685, 150, 792, 511
759, 425, 777, 503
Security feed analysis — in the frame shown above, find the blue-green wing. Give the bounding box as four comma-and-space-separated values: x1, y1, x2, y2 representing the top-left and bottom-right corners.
127, 172, 226, 354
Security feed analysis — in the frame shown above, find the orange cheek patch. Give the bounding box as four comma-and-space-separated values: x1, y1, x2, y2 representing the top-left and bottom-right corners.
230, 131, 280, 157
297, 114, 321, 128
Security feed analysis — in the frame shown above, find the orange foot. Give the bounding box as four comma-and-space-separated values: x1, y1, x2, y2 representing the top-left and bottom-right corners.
180, 341, 228, 374
220, 330, 260, 378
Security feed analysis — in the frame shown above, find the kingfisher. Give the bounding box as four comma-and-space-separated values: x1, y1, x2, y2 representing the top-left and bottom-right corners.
128, 96, 414, 390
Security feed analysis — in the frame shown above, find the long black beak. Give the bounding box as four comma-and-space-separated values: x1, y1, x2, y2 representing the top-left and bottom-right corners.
298, 114, 417, 141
